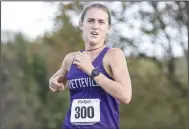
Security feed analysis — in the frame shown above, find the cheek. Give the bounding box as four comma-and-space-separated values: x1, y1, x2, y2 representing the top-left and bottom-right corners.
82, 29, 88, 37
83, 27, 91, 36
101, 29, 109, 37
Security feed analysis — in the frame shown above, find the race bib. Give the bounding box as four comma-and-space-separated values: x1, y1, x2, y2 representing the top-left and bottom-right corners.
70, 99, 100, 125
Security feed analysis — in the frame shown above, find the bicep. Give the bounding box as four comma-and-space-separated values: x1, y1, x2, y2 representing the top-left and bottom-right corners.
109, 49, 131, 86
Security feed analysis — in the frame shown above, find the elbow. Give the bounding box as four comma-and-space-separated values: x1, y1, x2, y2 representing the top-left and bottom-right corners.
121, 95, 132, 104
122, 98, 131, 104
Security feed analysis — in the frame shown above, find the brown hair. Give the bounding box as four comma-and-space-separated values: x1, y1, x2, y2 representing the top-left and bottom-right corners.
80, 3, 111, 26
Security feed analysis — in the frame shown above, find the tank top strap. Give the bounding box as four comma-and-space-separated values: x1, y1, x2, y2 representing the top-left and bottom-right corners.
93, 46, 110, 67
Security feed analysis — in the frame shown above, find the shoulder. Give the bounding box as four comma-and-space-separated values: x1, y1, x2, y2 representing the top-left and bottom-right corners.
105, 48, 128, 73
65, 50, 83, 60
104, 47, 127, 68
106, 47, 125, 60
64, 51, 78, 64
64, 52, 76, 59
62, 51, 80, 70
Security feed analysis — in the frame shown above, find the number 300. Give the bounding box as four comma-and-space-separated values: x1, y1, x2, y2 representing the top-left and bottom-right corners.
75, 106, 94, 119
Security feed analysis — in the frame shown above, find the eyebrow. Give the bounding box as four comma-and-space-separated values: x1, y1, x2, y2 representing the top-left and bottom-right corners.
87, 18, 106, 22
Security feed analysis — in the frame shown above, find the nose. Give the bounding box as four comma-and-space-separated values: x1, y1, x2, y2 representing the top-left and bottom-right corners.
92, 21, 99, 30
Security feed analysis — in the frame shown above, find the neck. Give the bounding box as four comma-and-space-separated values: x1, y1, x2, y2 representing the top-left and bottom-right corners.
85, 42, 105, 52
85, 45, 105, 51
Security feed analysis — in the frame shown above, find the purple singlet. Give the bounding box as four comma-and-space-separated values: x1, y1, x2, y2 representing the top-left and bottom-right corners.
63, 47, 120, 129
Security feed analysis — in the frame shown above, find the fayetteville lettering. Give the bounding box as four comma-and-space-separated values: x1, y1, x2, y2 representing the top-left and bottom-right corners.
67, 77, 100, 89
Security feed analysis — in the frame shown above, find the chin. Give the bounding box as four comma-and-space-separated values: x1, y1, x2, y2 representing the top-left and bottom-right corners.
89, 42, 97, 46
88, 40, 99, 46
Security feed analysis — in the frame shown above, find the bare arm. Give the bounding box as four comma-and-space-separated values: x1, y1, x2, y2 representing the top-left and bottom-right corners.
93, 48, 132, 104
49, 53, 74, 91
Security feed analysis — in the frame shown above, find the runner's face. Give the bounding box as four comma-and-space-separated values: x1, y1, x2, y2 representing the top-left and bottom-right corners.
80, 8, 110, 46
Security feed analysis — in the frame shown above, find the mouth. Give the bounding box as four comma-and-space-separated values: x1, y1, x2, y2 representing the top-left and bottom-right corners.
90, 31, 99, 36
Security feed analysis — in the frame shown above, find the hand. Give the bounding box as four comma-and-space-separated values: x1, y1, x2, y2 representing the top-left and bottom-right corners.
73, 51, 94, 75
49, 75, 65, 92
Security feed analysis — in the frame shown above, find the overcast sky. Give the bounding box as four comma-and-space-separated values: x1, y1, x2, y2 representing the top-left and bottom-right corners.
2, 2, 59, 40
1, 1, 107, 40
2, 1, 186, 57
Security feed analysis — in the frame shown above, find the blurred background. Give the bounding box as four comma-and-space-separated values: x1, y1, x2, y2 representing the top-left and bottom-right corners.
1, 1, 188, 129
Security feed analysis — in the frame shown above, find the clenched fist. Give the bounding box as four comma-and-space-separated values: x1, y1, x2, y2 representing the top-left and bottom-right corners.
49, 75, 65, 92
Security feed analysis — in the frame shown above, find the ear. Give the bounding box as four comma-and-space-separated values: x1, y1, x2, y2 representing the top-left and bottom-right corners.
107, 25, 112, 34
108, 25, 112, 30
79, 21, 83, 31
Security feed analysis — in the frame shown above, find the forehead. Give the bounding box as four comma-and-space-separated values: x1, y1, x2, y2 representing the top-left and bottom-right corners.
84, 8, 108, 21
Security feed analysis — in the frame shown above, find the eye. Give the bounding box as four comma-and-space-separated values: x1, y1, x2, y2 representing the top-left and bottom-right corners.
87, 19, 94, 23
99, 20, 105, 24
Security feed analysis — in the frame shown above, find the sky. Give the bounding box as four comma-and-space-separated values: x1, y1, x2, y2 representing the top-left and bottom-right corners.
1, 1, 186, 57
2, 2, 59, 40
1, 1, 105, 40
